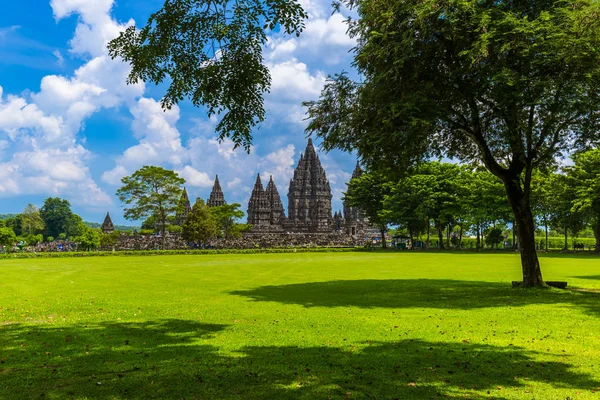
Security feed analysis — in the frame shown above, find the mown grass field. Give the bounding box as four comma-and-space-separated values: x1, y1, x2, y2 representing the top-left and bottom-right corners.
1, 252, 600, 399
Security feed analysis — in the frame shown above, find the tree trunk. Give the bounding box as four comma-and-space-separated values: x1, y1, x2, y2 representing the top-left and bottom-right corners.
458, 222, 463, 248
564, 227, 568, 251
446, 223, 450, 248
435, 220, 445, 250
503, 177, 544, 287
476, 225, 481, 250
380, 225, 387, 249
426, 221, 430, 248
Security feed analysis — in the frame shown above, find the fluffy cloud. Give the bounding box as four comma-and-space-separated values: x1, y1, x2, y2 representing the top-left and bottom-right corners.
177, 166, 213, 188
102, 98, 187, 184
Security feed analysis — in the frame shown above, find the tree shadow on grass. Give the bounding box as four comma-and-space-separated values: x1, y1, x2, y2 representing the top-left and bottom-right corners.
230, 279, 600, 317
1, 320, 599, 399
572, 275, 600, 280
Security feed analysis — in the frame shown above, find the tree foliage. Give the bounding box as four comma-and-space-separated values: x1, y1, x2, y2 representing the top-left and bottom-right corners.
568, 148, 600, 250
39, 198, 80, 239
117, 166, 185, 243
209, 203, 245, 239
108, 0, 307, 151
21, 204, 45, 235
305, 0, 600, 286
0, 227, 17, 247
183, 199, 218, 244
75, 227, 101, 251
344, 172, 391, 247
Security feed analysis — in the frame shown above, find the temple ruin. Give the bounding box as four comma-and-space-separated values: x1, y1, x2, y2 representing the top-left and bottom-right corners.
147, 139, 374, 238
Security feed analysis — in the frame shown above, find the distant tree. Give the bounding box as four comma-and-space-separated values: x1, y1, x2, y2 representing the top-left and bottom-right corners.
4, 215, 23, 237
183, 199, 218, 244
141, 214, 157, 232
25, 234, 44, 246
464, 170, 511, 249
304, 0, 600, 286
209, 203, 245, 239
568, 149, 600, 251
100, 231, 121, 249
548, 174, 585, 250
485, 228, 504, 249
531, 170, 557, 251
117, 166, 185, 246
75, 227, 101, 251
0, 227, 17, 247
40, 198, 77, 239
20, 204, 45, 235
345, 172, 391, 248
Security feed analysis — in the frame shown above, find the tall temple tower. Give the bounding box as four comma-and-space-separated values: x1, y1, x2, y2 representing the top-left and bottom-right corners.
247, 174, 272, 230
285, 138, 333, 232
176, 188, 192, 225
265, 176, 286, 227
207, 175, 226, 207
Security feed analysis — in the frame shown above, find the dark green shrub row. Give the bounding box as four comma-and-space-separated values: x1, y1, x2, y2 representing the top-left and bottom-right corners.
0, 247, 365, 259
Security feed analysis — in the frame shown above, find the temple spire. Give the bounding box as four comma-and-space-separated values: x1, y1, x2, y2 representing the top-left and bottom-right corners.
176, 187, 192, 225
207, 175, 226, 207
247, 174, 271, 229
101, 212, 114, 234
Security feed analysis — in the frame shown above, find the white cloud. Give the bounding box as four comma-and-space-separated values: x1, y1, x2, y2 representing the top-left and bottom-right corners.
103, 98, 187, 184
227, 177, 242, 189
177, 166, 213, 188
53, 49, 64, 66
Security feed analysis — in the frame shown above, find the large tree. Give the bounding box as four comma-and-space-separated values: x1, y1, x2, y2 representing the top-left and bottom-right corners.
304, 0, 600, 286
108, 0, 307, 151
117, 166, 185, 245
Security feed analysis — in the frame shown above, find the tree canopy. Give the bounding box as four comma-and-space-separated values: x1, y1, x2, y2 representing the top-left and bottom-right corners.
108, 0, 307, 151
304, 0, 600, 286
117, 166, 185, 244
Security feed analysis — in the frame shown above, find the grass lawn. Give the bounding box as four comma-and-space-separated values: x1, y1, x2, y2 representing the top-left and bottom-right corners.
1, 252, 600, 399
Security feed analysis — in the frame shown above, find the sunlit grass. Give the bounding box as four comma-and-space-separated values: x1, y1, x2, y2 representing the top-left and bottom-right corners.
1, 252, 600, 399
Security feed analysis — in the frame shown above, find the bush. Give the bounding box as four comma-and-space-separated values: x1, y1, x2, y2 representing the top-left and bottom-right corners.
0, 247, 365, 259
46, 236, 55, 243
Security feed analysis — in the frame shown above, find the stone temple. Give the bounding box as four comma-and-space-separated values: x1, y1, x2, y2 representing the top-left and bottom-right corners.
171, 139, 374, 237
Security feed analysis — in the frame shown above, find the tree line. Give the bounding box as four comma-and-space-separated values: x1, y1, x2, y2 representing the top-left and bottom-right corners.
0, 166, 250, 251
346, 148, 600, 252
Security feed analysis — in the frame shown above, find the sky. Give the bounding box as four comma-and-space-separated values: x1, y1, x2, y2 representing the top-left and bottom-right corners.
0, 0, 359, 225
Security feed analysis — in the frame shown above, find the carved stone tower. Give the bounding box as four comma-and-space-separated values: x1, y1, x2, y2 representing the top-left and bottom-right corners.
247, 174, 272, 230
176, 187, 192, 226
207, 175, 226, 207
101, 212, 114, 234
285, 138, 333, 232
265, 175, 286, 228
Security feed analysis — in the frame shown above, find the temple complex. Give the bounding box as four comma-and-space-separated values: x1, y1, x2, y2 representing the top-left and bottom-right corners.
101, 212, 114, 234
109, 139, 374, 239
207, 175, 226, 207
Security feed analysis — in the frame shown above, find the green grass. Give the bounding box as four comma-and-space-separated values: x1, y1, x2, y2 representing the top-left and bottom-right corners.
1, 252, 600, 399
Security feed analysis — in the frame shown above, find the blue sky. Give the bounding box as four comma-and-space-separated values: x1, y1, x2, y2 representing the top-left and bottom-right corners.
0, 0, 359, 225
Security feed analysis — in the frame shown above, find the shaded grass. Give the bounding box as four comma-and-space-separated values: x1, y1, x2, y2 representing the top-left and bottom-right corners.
1, 252, 600, 399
